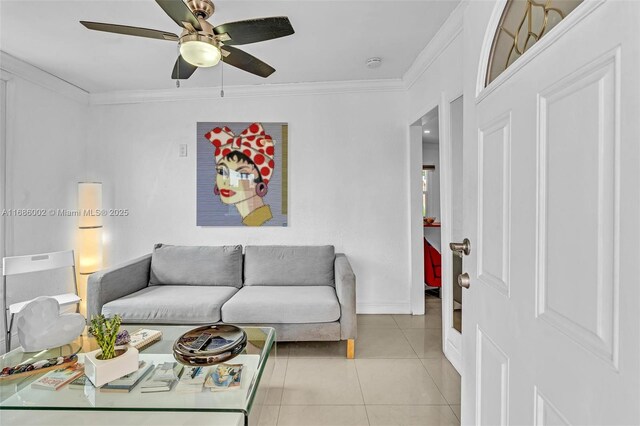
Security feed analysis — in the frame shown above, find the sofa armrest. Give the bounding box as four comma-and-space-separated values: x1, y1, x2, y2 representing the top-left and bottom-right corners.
87, 254, 152, 320
335, 253, 356, 340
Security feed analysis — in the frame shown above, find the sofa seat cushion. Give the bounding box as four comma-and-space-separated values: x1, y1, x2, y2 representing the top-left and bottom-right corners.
221, 286, 341, 324
102, 285, 239, 324
244, 245, 335, 286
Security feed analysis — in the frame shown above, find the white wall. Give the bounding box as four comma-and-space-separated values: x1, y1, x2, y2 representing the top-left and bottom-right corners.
0, 65, 89, 350
404, 3, 465, 371
87, 89, 411, 313
422, 142, 441, 219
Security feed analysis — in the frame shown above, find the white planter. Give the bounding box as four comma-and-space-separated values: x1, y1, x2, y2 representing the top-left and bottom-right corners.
84, 345, 139, 387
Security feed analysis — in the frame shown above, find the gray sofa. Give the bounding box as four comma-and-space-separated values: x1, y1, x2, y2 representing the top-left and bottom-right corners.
87, 245, 357, 357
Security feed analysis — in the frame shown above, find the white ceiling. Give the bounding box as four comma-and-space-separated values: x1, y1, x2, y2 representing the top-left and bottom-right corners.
0, 0, 459, 93
422, 105, 439, 144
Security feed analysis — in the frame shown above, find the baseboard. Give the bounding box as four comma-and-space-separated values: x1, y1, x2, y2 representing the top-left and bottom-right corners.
357, 302, 412, 314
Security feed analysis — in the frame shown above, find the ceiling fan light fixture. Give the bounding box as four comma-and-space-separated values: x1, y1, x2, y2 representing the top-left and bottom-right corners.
180, 35, 221, 68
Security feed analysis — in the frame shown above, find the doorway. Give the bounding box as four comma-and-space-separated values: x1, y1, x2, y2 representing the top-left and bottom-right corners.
410, 94, 465, 374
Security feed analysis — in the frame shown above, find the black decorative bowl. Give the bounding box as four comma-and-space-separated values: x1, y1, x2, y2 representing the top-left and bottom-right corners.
172, 324, 247, 366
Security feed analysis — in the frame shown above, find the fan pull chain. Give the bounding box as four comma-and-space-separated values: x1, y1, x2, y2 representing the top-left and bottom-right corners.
220, 61, 225, 98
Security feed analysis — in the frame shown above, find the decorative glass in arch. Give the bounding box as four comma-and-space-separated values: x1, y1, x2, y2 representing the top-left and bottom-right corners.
486, 0, 583, 86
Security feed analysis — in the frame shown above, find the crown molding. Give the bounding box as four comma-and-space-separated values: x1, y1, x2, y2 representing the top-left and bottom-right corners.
402, 0, 468, 90
0, 51, 89, 105
89, 78, 405, 105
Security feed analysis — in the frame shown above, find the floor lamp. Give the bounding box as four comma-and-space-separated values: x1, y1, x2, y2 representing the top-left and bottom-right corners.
78, 182, 103, 317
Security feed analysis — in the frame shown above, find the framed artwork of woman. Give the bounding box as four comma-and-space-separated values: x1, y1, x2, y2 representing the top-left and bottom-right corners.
197, 122, 288, 226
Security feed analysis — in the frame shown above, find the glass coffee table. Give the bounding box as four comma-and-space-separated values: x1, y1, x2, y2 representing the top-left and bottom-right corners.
0, 325, 276, 426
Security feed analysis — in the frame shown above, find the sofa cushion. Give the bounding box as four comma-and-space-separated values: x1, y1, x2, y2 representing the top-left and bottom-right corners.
149, 244, 243, 288
244, 245, 335, 286
221, 286, 341, 324
102, 285, 239, 324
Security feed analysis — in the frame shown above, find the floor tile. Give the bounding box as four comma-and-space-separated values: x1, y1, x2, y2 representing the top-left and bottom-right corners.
277, 405, 369, 426
265, 357, 288, 405
421, 358, 461, 404
357, 314, 399, 328
425, 294, 442, 306
278, 405, 369, 426
450, 405, 461, 422
282, 359, 364, 405
366, 405, 460, 426
355, 359, 447, 405
258, 405, 280, 426
402, 328, 445, 359
275, 342, 292, 358
355, 328, 418, 359
392, 308, 442, 329
288, 340, 346, 358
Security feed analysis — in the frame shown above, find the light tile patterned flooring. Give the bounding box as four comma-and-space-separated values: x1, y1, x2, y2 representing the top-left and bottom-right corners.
258, 295, 461, 426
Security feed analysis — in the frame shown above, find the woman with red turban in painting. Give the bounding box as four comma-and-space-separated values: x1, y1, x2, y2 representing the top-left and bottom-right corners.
205, 123, 275, 226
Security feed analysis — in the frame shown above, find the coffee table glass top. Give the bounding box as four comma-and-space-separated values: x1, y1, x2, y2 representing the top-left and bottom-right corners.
0, 325, 275, 415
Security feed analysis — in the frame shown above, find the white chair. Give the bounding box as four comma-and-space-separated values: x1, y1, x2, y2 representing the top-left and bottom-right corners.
2, 250, 81, 352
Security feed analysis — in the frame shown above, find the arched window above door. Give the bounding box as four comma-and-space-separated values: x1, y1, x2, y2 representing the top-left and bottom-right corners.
485, 0, 583, 86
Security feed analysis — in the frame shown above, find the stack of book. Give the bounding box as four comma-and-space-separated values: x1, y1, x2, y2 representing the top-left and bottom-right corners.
100, 361, 155, 393
128, 329, 162, 351
204, 363, 244, 392
140, 362, 183, 393
175, 366, 208, 393
31, 364, 84, 391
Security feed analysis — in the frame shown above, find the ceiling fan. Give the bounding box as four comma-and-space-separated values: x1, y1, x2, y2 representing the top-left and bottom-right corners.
80, 0, 294, 79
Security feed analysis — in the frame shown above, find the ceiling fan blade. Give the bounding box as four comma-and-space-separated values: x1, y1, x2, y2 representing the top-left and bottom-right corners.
171, 55, 198, 80
80, 21, 179, 41
156, 0, 202, 30
221, 45, 275, 78
214, 17, 294, 46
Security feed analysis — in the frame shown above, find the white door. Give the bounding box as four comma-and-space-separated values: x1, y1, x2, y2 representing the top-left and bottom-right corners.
461, 2, 640, 425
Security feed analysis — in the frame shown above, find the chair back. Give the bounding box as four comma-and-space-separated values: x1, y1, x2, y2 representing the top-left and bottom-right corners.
2, 250, 75, 276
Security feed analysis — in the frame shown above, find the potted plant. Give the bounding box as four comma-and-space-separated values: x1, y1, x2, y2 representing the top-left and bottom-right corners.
84, 314, 139, 387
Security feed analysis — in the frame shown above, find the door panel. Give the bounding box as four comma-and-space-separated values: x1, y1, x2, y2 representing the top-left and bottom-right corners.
536, 49, 618, 365
463, 2, 640, 424
477, 114, 511, 297
534, 388, 571, 426
476, 328, 510, 426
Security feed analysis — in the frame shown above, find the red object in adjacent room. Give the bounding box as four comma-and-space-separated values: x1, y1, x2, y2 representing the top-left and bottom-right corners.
424, 238, 442, 288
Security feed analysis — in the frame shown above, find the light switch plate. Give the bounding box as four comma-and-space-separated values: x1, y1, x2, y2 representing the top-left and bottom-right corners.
179, 144, 188, 157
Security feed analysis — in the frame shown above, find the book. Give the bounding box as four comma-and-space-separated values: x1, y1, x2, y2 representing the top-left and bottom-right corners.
68, 374, 94, 390
100, 360, 154, 393
128, 328, 162, 351
140, 362, 183, 393
204, 363, 243, 392
31, 364, 84, 391
175, 366, 208, 394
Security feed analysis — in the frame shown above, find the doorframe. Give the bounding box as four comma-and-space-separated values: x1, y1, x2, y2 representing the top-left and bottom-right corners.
410, 99, 440, 316
440, 91, 464, 373
409, 93, 463, 372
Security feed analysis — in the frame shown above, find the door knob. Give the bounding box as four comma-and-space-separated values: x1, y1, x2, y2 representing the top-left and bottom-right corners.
450, 238, 471, 256
458, 273, 471, 289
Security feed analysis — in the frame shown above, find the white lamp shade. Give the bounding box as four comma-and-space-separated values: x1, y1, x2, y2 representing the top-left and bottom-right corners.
180, 41, 221, 67
78, 182, 102, 229
78, 227, 103, 275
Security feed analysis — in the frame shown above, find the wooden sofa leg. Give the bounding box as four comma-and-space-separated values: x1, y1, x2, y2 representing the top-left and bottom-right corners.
347, 339, 355, 359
